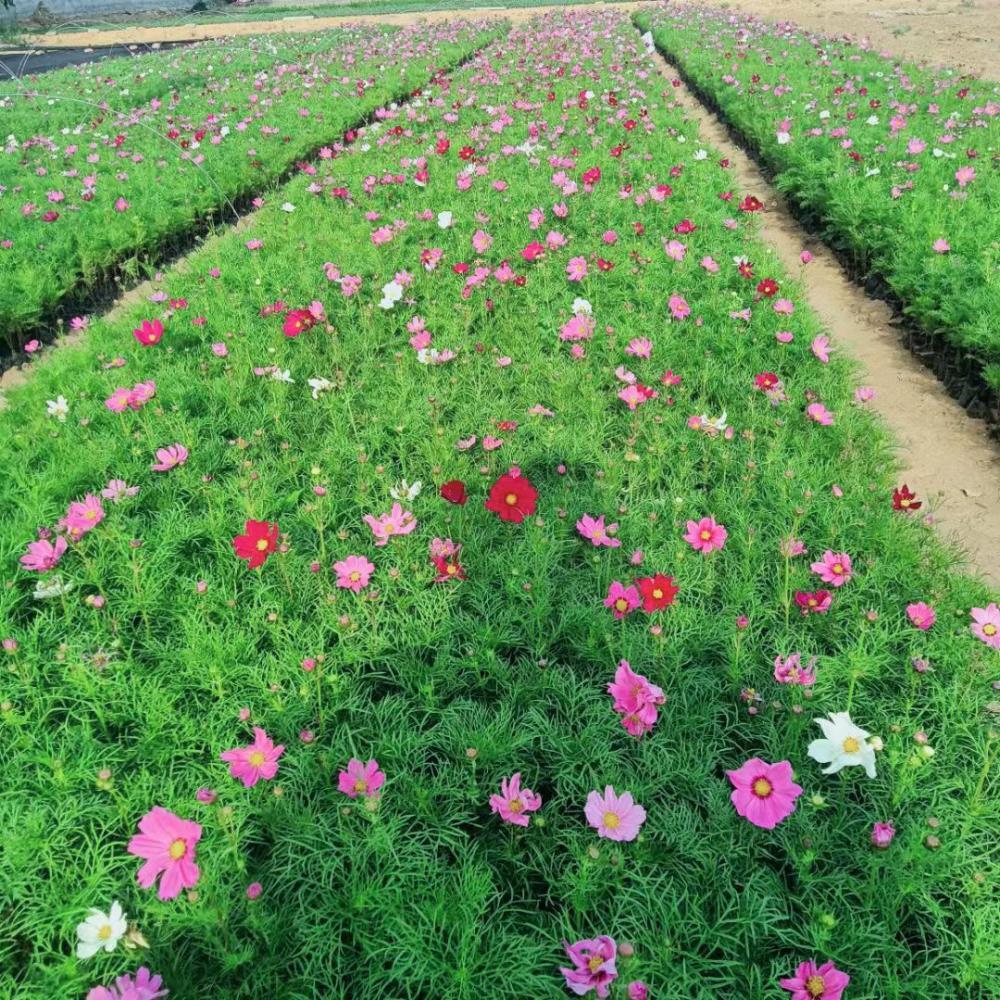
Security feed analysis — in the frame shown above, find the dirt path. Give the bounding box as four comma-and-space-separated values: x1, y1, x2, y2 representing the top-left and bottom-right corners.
646, 46, 1000, 587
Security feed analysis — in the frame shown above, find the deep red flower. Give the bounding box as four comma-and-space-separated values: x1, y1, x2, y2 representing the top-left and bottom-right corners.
581, 166, 601, 186
738, 260, 755, 279
521, 242, 545, 262
795, 589, 832, 615
636, 574, 679, 611
282, 309, 316, 338
756, 278, 779, 297
484, 470, 537, 524
596, 258, 614, 272
440, 480, 468, 506
435, 138, 450, 155
892, 484, 922, 512
496, 420, 518, 432
431, 554, 466, 583
233, 520, 279, 570
674, 219, 696, 234
739, 195, 764, 212
458, 145, 475, 161
755, 372, 780, 391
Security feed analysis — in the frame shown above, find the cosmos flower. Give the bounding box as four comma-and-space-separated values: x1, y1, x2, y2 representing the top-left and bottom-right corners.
489, 773, 542, 827
807, 712, 877, 778
561, 936, 618, 998
338, 758, 385, 799
584, 786, 646, 841
484, 470, 537, 524
726, 758, 802, 829
127, 807, 202, 901
232, 520, 279, 570
220, 728, 285, 788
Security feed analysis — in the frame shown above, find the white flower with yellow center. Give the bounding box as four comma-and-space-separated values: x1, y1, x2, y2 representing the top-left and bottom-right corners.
76, 901, 127, 959
807, 712, 877, 778
390, 479, 422, 502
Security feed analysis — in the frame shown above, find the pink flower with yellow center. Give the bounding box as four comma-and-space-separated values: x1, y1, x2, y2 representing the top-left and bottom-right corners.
127, 806, 202, 900
683, 515, 728, 554
584, 786, 646, 841
727, 758, 802, 829
333, 554, 375, 593
489, 773, 542, 827
810, 550, 852, 587
220, 728, 285, 788
604, 581, 640, 619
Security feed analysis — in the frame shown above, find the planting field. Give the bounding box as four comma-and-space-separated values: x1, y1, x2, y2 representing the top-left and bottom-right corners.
637, 3, 1000, 417
1, 6, 998, 1000
0, 20, 498, 345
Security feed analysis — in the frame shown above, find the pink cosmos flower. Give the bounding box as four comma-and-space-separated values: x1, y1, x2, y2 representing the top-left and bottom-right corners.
151, 443, 188, 472
86, 966, 168, 1000
576, 513, 621, 548
102, 479, 139, 503
62, 494, 105, 538
105, 387, 132, 412
627, 983, 649, 1000
334, 555, 375, 593
220, 728, 285, 788
683, 516, 728, 554
795, 589, 833, 614
854, 386, 876, 404
20, 536, 67, 573
906, 602, 936, 631
338, 758, 385, 799
607, 659, 665, 737
471, 229, 493, 253
585, 786, 646, 841
625, 337, 652, 358
561, 936, 618, 998
811, 336, 831, 363
811, 550, 852, 587
872, 822, 896, 848
604, 581, 640, 619
489, 773, 542, 827
806, 403, 834, 425
774, 653, 817, 686
970, 603, 1000, 649
955, 166, 975, 188
566, 256, 588, 281
668, 293, 690, 320
364, 503, 416, 546
781, 536, 807, 558
726, 758, 802, 829
127, 806, 202, 900
779, 960, 850, 1000
933, 239, 950, 253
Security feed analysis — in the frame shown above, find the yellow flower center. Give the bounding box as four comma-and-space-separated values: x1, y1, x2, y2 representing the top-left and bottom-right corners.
354, 779, 367, 793
169, 838, 186, 860
349, 571, 361, 582
97, 924, 113, 941
509, 798, 523, 812
805, 975, 826, 998
384, 523, 395, 534
248, 751, 266, 767
700, 529, 711, 540
602, 811, 621, 829
900, 498, 910, 507
652, 588, 663, 599
255, 538, 269, 551
832, 563, 843, 574
842, 736, 861, 754
752, 778, 773, 798
984, 623, 998, 636
593, 528, 603, 538
588, 954, 605, 973
614, 598, 629, 613
446, 564, 457, 575
505, 492, 518, 505
85, 510, 97, 520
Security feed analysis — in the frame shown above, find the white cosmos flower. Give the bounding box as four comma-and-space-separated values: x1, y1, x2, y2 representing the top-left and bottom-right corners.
437, 211, 453, 229
572, 297, 592, 315
776, 132, 791, 144
390, 479, 422, 502
46, 395, 69, 421
77, 902, 127, 959
34, 576, 75, 600
807, 712, 877, 778
271, 369, 294, 384
308, 377, 332, 400
693, 149, 708, 160
280, 202, 295, 213
379, 280, 404, 310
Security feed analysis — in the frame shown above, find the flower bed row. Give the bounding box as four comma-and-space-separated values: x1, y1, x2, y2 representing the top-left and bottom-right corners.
1, 8, 996, 1000
635, 3, 1000, 419
0, 19, 499, 348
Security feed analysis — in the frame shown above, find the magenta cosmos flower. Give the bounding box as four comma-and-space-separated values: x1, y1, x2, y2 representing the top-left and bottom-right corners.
489, 772, 542, 827
333, 554, 376, 593
607, 659, 665, 738
727, 758, 802, 829
220, 727, 285, 788
683, 515, 728, 554
576, 513, 621, 548
779, 959, 850, 1000
604, 581, 640, 619
151, 443, 188, 472
127, 807, 202, 900
86, 966, 168, 1000
363, 503, 416, 546
560, 936, 618, 998
810, 550, 852, 587
585, 786, 646, 842
62, 494, 105, 538
970, 603, 1000, 649
20, 536, 67, 572
871, 821, 896, 848
338, 758, 385, 799
906, 602, 936, 631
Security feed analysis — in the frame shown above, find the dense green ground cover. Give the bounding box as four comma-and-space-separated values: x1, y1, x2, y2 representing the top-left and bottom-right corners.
1, 8, 997, 999
0, 19, 497, 345
636, 3, 1000, 398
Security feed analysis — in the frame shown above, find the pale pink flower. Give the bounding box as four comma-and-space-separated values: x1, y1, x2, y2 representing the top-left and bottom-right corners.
811, 550, 852, 587
932, 239, 950, 253
811, 336, 832, 363
334, 555, 375, 593
20, 536, 67, 572
561, 937, 618, 999
364, 503, 416, 546
970, 603, 1000, 649
337, 758, 385, 799
576, 513, 621, 548
806, 402, 834, 425
625, 337, 652, 359
151, 444, 188, 472
668, 293, 690, 320
585, 786, 646, 841
683, 516, 728, 554
773, 653, 817, 686
566, 256, 588, 281
872, 822, 896, 848
102, 479, 139, 503
220, 728, 284, 788
62, 494, 105, 538
489, 773, 542, 827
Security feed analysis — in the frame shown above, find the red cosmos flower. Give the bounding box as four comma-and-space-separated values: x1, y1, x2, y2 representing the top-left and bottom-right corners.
756, 278, 779, 297
739, 195, 764, 212
755, 372, 780, 391
233, 520, 279, 570
431, 554, 466, 583
610, 144, 625, 158
795, 589, 832, 615
661, 369, 682, 386
892, 484, 922, 512
737, 260, 755, 279
435, 138, 450, 154
636, 574, 679, 611
453, 262, 470, 275
655, 184, 672, 198
496, 420, 518, 432
42, 210, 60, 222
440, 480, 468, 505
581, 166, 601, 186
596, 258, 615, 272
282, 309, 316, 338
521, 242, 545, 262
674, 219, 697, 234
458, 145, 475, 161
484, 469, 538, 524
624, 119, 637, 131
133, 319, 164, 346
